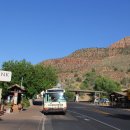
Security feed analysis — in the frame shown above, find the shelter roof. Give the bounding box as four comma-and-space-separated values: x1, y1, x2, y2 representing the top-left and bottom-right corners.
8, 84, 26, 91
69, 89, 106, 94
122, 89, 130, 92
110, 92, 127, 97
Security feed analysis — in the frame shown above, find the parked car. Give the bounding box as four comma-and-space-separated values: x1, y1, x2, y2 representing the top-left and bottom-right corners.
99, 98, 110, 103
94, 98, 100, 104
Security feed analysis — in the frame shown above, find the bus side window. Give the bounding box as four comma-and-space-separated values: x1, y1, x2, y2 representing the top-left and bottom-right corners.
47, 95, 52, 102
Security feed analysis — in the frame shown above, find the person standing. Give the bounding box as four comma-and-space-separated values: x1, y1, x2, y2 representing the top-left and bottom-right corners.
75, 94, 79, 102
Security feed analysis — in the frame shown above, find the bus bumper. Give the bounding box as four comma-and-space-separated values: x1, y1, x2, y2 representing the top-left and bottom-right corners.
43, 107, 66, 114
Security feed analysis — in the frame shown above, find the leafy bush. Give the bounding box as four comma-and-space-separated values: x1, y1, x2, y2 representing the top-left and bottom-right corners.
64, 90, 75, 101
82, 71, 97, 89
127, 68, 130, 72
76, 77, 82, 82
94, 76, 121, 94
21, 97, 30, 108
113, 66, 118, 71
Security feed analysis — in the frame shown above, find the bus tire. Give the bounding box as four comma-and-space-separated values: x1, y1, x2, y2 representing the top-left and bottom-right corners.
63, 112, 66, 115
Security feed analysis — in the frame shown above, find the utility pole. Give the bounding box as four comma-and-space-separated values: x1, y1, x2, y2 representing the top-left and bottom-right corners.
21, 77, 23, 87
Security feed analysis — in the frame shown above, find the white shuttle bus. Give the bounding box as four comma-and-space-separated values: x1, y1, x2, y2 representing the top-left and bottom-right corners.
42, 88, 67, 114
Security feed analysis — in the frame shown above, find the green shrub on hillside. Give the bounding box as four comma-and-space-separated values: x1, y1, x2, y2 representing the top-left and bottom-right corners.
94, 76, 121, 93
120, 77, 130, 86
82, 71, 97, 89
82, 71, 121, 94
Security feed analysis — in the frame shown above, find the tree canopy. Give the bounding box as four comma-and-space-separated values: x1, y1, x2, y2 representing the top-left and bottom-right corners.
82, 71, 121, 94
0, 60, 58, 98
81, 71, 97, 89
94, 76, 121, 94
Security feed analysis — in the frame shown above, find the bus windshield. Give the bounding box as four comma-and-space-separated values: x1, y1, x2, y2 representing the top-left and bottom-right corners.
44, 92, 66, 102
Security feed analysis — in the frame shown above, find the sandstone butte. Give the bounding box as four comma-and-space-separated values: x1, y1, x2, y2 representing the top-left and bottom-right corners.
41, 36, 130, 83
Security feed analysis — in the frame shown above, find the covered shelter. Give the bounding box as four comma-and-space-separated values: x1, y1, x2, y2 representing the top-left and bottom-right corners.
69, 89, 106, 102
8, 84, 26, 105
109, 91, 130, 108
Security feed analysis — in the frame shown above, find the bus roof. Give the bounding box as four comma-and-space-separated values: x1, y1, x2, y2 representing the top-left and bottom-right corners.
46, 88, 65, 93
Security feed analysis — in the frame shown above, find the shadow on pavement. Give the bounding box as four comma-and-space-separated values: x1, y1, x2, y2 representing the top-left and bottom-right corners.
22, 108, 27, 111
109, 114, 130, 120
40, 110, 66, 115
0, 118, 3, 121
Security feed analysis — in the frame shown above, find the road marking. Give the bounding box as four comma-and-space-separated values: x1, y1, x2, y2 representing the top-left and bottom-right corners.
84, 118, 90, 121
68, 110, 121, 130
42, 115, 46, 130
37, 115, 43, 130
93, 109, 111, 115
76, 116, 84, 118
76, 115, 90, 121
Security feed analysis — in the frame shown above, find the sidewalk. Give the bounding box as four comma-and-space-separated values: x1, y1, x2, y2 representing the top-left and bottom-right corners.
1, 99, 43, 120
0, 100, 44, 130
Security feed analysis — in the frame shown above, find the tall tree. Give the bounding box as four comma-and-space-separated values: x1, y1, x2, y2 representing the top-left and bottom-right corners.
81, 71, 97, 89
81, 71, 121, 94
94, 76, 121, 94
0, 60, 58, 99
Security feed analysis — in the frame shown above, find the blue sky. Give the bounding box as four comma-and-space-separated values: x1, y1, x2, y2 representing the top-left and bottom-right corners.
0, 0, 130, 67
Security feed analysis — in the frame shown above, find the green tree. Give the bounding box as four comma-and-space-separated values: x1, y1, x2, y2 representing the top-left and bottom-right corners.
33, 64, 58, 91
94, 76, 121, 94
64, 89, 75, 101
0, 60, 58, 99
81, 71, 97, 89
0, 60, 34, 98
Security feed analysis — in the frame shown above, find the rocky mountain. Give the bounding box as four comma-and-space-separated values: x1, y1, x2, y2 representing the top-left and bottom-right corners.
41, 36, 130, 83
109, 36, 130, 48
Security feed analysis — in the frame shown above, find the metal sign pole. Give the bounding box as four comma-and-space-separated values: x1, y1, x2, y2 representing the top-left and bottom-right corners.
0, 88, 2, 104
0, 70, 12, 111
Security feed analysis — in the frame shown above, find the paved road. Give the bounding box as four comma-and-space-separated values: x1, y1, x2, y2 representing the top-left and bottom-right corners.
45, 102, 130, 130
1, 100, 130, 130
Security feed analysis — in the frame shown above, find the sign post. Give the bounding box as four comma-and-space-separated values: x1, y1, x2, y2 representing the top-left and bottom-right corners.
0, 70, 12, 106
0, 70, 12, 82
